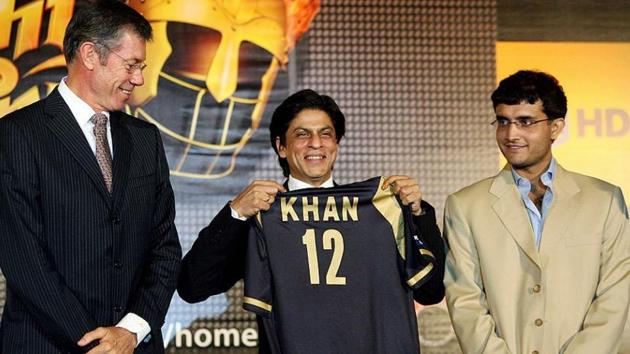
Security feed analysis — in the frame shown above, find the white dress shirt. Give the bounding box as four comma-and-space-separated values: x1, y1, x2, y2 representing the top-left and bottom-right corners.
231, 175, 334, 220
57, 78, 150, 346
57, 78, 113, 156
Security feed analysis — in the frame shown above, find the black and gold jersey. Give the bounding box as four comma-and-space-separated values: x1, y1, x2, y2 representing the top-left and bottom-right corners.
243, 176, 436, 354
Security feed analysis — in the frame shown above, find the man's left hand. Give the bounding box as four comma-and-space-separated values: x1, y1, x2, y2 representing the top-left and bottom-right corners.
78, 326, 137, 354
383, 175, 424, 216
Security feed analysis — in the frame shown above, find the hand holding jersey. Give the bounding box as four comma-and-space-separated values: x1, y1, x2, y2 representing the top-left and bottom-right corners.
230, 180, 287, 219
231, 176, 424, 220
383, 175, 424, 216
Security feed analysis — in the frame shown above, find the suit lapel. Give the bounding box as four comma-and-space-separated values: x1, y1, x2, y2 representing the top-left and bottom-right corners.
110, 112, 133, 213
44, 89, 111, 206
110, 112, 133, 212
539, 164, 580, 251
490, 167, 541, 268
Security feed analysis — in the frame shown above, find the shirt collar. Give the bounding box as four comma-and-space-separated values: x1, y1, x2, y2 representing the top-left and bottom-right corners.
58, 77, 109, 126
511, 158, 556, 190
288, 175, 334, 191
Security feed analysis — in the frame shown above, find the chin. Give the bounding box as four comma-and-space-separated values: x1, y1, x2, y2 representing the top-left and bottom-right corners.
509, 161, 531, 170
501, 154, 521, 166
307, 171, 329, 179
111, 103, 126, 111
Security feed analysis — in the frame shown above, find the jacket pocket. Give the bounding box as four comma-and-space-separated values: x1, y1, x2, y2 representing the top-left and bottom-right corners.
128, 172, 155, 189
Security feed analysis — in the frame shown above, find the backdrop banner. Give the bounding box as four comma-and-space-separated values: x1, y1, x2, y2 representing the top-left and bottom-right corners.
11, 1, 629, 353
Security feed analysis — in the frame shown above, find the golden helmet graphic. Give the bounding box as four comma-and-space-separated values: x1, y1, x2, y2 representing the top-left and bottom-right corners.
126, 0, 320, 179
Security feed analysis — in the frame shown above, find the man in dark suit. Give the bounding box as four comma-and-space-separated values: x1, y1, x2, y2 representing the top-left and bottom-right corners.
177, 89, 445, 350
0, 1, 181, 353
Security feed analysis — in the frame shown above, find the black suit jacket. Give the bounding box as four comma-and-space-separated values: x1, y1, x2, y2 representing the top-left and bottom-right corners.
0, 88, 182, 353
177, 184, 445, 352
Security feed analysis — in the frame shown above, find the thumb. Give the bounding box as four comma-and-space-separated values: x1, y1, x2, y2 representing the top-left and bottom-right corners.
78, 327, 106, 346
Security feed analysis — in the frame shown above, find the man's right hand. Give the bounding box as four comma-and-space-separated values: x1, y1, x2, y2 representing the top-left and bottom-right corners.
230, 180, 286, 219
78, 326, 136, 354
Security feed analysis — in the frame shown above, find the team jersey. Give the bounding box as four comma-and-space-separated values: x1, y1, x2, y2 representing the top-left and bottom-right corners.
243, 176, 436, 354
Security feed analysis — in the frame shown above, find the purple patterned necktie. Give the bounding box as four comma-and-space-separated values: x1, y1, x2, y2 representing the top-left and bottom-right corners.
92, 113, 113, 193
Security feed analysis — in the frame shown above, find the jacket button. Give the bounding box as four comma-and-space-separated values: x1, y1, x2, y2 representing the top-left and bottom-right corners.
534, 318, 543, 326
113, 305, 122, 312
533, 284, 541, 293
114, 261, 122, 269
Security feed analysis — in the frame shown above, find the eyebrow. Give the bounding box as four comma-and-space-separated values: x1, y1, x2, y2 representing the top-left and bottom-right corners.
496, 115, 536, 120
292, 126, 334, 132
126, 57, 145, 64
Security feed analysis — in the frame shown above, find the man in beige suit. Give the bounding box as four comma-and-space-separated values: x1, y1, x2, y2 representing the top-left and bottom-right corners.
444, 70, 630, 354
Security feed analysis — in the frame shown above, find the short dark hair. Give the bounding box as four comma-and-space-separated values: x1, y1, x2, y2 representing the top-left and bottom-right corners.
63, 0, 152, 64
269, 89, 346, 177
491, 70, 567, 119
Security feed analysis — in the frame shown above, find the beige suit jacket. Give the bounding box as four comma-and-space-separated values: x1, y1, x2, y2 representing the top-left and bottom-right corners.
444, 164, 630, 354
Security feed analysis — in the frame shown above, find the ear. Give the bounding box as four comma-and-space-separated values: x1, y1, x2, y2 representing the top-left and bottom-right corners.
275, 136, 287, 158
77, 42, 100, 71
550, 118, 565, 141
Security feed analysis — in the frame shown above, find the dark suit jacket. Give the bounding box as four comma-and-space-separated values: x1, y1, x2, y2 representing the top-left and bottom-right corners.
0, 88, 182, 353
177, 185, 445, 352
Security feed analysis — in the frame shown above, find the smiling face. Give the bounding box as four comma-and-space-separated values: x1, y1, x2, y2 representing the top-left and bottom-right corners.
89, 30, 146, 112
495, 100, 565, 179
276, 109, 339, 186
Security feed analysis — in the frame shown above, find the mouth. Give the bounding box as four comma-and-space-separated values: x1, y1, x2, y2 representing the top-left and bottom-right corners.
119, 87, 133, 96
503, 143, 526, 151
305, 155, 326, 161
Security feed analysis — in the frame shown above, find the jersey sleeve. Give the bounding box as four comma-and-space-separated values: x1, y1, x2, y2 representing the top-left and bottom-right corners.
243, 217, 274, 318
402, 203, 437, 290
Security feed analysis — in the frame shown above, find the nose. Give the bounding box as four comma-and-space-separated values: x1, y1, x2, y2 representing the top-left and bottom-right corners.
503, 122, 521, 139
496, 123, 520, 144
308, 134, 323, 148
130, 69, 144, 86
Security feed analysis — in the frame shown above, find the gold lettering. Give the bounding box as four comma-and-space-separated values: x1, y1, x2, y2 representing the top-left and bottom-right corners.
44, 0, 74, 48
323, 229, 346, 285
301, 229, 320, 284
281, 197, 298, 221
302, 196, 319, 221
0, 57, 19, 97
0, 85, 40, 117
322, 196, 340, 221
342, 197, 358, 221
302, 228, 346, 286
0, 0, 45, 58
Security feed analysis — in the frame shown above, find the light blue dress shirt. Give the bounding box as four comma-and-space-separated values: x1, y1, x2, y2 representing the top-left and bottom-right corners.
511, 159, 556, 250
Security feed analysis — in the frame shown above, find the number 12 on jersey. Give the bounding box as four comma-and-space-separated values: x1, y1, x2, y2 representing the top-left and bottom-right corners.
301, 228, 347, 285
